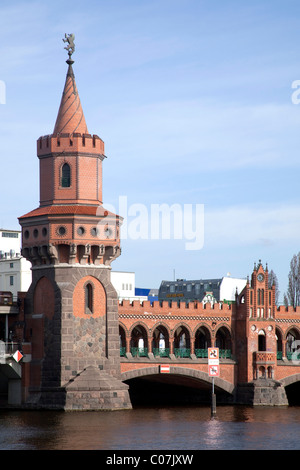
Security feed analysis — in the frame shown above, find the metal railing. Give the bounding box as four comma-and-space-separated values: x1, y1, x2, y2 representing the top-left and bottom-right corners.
195, 348, 208, 358
120, 347, 232, 359
153, 348, 170, 358
130, 347, 148, 357
219, 349, 232, 359
0, 341, 20, 358
174, 348, 191, 358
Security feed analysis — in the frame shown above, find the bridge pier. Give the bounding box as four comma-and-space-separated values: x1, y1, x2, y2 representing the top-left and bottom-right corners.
236, 378, 289, 406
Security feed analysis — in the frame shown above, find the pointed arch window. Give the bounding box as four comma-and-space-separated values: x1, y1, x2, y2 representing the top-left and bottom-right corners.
61, 163, 71, 187
85, 282, 93, 314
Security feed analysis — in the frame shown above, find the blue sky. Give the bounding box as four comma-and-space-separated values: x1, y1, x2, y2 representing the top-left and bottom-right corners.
1, 0, 300, 301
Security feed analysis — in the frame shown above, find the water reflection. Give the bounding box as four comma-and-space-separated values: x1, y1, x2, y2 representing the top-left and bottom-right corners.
0, 406, 300, 450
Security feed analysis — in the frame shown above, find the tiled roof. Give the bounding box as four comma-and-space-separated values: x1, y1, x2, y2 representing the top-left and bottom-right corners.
19, 205, 118, 219
53, 62, 88, 135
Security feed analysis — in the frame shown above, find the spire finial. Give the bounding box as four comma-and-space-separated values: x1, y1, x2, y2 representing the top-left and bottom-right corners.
63, 33, 75, 64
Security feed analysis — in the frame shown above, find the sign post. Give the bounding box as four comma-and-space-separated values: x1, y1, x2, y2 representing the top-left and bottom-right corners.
208, 347, 219, 416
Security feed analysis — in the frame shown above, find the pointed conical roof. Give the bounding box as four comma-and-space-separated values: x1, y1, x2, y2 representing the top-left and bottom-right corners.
53, 59, 88, 135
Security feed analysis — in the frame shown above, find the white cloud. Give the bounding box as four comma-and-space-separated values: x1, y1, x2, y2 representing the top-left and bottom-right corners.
204, 203, 300, 248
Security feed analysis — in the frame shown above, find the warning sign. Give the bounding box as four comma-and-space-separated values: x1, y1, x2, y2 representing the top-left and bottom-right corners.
208, 347, 219, 362
208, 364, 220, 377
13, 350, 23, 363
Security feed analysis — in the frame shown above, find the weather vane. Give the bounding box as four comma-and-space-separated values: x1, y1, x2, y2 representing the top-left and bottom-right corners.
63, 33, 75, 60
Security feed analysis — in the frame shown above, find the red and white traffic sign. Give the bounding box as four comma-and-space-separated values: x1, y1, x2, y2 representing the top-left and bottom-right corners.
208, 364, 220, 377
160, 365, 170, 373
13, 350, 23, 363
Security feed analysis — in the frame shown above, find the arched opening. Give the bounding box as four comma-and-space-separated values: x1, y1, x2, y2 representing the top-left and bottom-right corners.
119, 325, 126, 356
215, 326, 232, 357
285, 378, 300, 405
61, 163, 71, 187
152, 325, 170, 357
286, 328, 300, 360
85, 283, 93, 314
123, 368, 234, 407
173, 325, 191, 358
258, 330, 266, 351
130, 325, 148, 357
194, 326, 211, 358
276, 327, 283, 360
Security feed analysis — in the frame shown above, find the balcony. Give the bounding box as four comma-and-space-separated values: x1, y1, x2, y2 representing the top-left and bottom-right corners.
253, 351, 275, 364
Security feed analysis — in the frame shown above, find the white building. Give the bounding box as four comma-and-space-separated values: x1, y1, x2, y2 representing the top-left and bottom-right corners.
219, 277, 247, 303
111, 271, 150, 302
0, 257, 32, 299
0, 229, 21, 259
111, 271, 136, 301
0, 229, 32, 298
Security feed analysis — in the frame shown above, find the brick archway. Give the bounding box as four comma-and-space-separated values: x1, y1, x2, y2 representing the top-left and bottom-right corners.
121, 365, 234, 395
280, 373, 300, 388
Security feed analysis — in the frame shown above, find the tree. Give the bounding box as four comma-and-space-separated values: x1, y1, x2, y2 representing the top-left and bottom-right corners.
268, 269, 280, 305
284, 253, 300, 308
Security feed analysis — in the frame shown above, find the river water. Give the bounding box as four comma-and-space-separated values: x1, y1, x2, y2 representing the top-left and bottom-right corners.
0, 405, 299, 451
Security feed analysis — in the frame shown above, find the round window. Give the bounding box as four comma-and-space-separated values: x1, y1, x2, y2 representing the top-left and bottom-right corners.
91, 227, 98, 237
58, 226, 66, 236
77, 226, 85, 235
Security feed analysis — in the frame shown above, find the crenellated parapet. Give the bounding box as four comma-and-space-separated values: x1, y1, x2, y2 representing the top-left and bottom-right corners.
276, 305, 300, 314
119, 299, 233, 314
37, 133, 105, 157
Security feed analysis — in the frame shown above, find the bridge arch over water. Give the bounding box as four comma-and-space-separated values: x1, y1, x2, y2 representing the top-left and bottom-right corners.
122, 365, 235, 396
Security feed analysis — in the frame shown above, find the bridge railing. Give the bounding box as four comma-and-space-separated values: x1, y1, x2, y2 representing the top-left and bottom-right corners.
153, 348, 170, 357
277, 351, 300, 361
120, 347, 232, 360
174, 348, 191, 358
130, 347, 148, 357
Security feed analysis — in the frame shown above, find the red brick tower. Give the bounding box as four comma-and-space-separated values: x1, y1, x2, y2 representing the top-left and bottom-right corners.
235, 261, 288, 405
18, 36, 131, 410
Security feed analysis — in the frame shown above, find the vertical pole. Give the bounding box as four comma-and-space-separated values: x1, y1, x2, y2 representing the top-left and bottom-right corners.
5, 315, 8, 342
211, 376, 216, 416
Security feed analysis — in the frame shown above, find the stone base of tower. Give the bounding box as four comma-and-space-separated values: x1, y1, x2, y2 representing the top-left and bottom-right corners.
236, 379, 289, 406
23, 367, 132, 411
64, 366, 132, 411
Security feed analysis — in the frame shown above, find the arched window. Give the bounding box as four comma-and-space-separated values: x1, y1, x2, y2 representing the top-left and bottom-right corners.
258, 330, 266, 351
85, 283, 93, 314
61, 163, 71, 187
